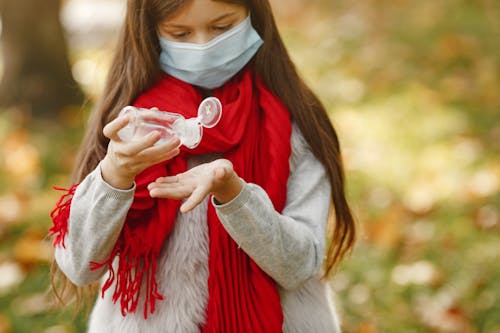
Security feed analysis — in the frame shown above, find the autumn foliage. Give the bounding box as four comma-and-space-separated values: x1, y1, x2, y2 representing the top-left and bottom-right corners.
0, 0, 498, 332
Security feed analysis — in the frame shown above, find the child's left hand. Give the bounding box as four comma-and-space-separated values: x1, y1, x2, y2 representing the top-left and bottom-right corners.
147, 159, 243, 213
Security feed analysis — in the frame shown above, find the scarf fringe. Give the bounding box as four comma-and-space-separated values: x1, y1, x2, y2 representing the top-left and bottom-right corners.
89, 230, 164, 318
49, 184, 79, 248
49, 183, 164, 318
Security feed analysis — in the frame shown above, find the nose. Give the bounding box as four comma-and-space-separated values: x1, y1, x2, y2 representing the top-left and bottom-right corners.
191, 32, 212, 45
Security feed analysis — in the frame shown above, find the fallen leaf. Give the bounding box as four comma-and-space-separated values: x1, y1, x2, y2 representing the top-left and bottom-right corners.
0, 313, 11, 333
11, 292, 53, 316
356, 323, 378, 333
13, 231, 54, 265
0, 193, 26, 225
42, 325, 72, 333
0, 261, 25, 296
364, 203, 407, 250
1, 129, 41, 186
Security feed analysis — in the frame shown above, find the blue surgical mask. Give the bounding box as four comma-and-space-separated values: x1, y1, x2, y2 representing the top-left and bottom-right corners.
158, 15, 263, 89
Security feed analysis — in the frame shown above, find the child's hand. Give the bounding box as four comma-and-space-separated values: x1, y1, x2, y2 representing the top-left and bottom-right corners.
101, 115, 181, 189
147, 159, 243, 213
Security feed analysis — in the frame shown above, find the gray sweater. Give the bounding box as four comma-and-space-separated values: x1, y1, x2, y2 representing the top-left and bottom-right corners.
55, 125, 341, 333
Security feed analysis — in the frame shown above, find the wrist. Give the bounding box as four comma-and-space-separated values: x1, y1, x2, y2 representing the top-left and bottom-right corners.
211, 170, 243, 204
100, 157, 135, 190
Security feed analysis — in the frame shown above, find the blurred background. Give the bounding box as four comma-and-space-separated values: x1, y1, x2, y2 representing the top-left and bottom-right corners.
0, 0, 498, 332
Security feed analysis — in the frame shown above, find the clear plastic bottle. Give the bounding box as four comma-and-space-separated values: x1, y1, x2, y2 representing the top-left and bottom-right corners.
117, 97, 222, 149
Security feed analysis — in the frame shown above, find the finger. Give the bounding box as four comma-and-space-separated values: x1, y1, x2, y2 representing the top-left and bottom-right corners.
153, 147, 181, 164
103, 116, 130, 141
148, 179, 182, 190
180, 184, 210, 214
121, 131, 162, 156
148, 175, 192, 191
148, 182, 192, 199
139, 146, 180, 167
154, 175, 180, 184
137, 137, 181, 161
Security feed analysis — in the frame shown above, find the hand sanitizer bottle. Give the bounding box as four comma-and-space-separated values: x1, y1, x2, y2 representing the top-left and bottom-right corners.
117, 97, 222, 149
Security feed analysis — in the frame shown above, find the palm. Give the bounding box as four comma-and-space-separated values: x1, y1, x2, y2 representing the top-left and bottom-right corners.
147, 159, 235, 213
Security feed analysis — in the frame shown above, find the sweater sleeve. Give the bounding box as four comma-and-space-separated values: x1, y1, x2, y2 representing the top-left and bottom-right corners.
54, 163, 135, 285
212, 125, 331, 290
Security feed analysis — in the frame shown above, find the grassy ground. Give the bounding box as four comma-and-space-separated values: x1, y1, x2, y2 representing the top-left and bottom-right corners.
0, 0, 498, 332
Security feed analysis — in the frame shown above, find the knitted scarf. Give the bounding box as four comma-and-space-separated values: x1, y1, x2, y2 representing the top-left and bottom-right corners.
50, 68, 291, 332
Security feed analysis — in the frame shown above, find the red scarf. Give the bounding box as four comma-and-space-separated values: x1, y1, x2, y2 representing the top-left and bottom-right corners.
50, 68, 291, 332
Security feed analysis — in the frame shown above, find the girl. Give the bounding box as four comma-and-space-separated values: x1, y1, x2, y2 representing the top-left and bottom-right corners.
50, 0, 356, 332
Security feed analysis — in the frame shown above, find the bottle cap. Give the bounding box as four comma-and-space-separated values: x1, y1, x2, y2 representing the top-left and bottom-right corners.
197, 97, 222, 128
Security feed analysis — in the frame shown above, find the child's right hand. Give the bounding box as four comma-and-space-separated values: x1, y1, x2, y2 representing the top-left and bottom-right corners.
100, 114, 181, 189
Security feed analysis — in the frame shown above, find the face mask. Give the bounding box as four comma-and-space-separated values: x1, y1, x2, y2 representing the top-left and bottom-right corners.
159, 15, 263, 89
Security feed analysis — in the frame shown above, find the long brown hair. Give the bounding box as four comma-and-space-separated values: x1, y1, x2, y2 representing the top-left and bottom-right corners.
53, 0, 355, 305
